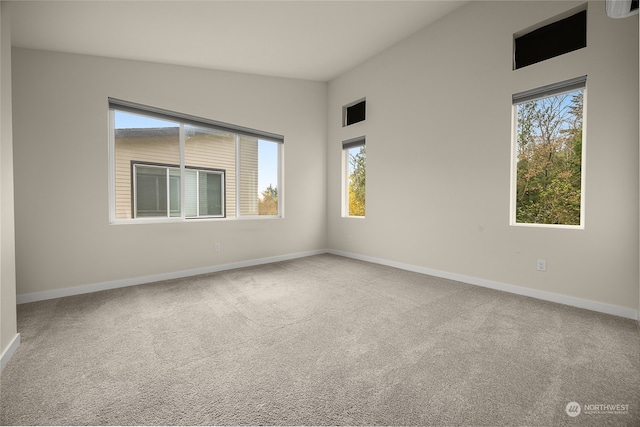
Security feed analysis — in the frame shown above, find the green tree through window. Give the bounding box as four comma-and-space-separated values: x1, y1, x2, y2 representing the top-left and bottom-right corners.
258, 184, 278, 215
515, 89, 584, 225
348, 146, 366, 217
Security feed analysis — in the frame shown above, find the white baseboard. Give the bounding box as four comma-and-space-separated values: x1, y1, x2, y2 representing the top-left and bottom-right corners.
15, 247, 639, 322
1, 333, 20, 372
16, 249, 327, 304
328, 249, 639, 321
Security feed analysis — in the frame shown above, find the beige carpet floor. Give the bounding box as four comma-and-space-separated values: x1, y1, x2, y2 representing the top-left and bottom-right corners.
1, 254, 639, 426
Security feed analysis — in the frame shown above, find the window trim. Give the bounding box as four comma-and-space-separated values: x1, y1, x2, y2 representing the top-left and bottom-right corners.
342, 136, 366, 218
510, 77, 587, 229
513, 6, 587, 70
342, 98, 366, 127
108, 100, 283, 224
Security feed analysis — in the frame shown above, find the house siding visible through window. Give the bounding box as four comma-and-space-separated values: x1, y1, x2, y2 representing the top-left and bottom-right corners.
114, 126, 244, 219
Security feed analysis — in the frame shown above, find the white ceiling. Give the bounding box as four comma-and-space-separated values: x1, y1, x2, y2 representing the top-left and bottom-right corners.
6, 0, 469, 82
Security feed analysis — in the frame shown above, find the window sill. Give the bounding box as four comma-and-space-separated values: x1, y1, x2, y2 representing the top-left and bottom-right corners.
510, 222, 584, 230
110, 216, 282, 225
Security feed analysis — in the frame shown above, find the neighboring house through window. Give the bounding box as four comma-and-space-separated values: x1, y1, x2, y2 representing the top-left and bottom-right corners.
109, 99, 282, 222
132, 162, 224, 218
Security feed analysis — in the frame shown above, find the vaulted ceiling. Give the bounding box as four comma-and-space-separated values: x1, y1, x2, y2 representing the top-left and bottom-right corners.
6, 0, 468, 81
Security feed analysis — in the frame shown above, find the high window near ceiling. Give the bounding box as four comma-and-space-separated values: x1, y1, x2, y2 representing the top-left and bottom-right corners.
513, 8, 587, 70
108, 99, 283, 223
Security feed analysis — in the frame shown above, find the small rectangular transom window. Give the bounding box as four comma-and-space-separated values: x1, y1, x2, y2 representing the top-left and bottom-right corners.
514, 8, 587, 70
343, 99, 366, 127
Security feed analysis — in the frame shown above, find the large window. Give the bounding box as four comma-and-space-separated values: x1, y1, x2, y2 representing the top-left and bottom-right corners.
511, 76, 586, 227
343, 137, 366, 217
109, 99, 282, 222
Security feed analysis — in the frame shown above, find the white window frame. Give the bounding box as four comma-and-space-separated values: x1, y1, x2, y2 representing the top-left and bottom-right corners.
342, 98, 366, 127
509, 76, 587, 229
108, 99, 283, 224
342, 136, 366, 218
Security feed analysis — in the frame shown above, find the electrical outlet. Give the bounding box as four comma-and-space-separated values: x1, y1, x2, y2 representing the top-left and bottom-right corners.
537, 259, 547, 272
347, 234, 353, 242
215, 243, 221, 252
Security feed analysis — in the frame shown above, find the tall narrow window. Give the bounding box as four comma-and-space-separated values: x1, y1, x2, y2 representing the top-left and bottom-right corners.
109, 99, 283, 222
343, 137, 366, 217
511, 76, 586, 227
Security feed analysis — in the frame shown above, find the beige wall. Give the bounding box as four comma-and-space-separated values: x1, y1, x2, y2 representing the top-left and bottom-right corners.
0, 2, 18, 363
328, 1, 639, 312
12, 48, 327, 295
7, 1, 639, 321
